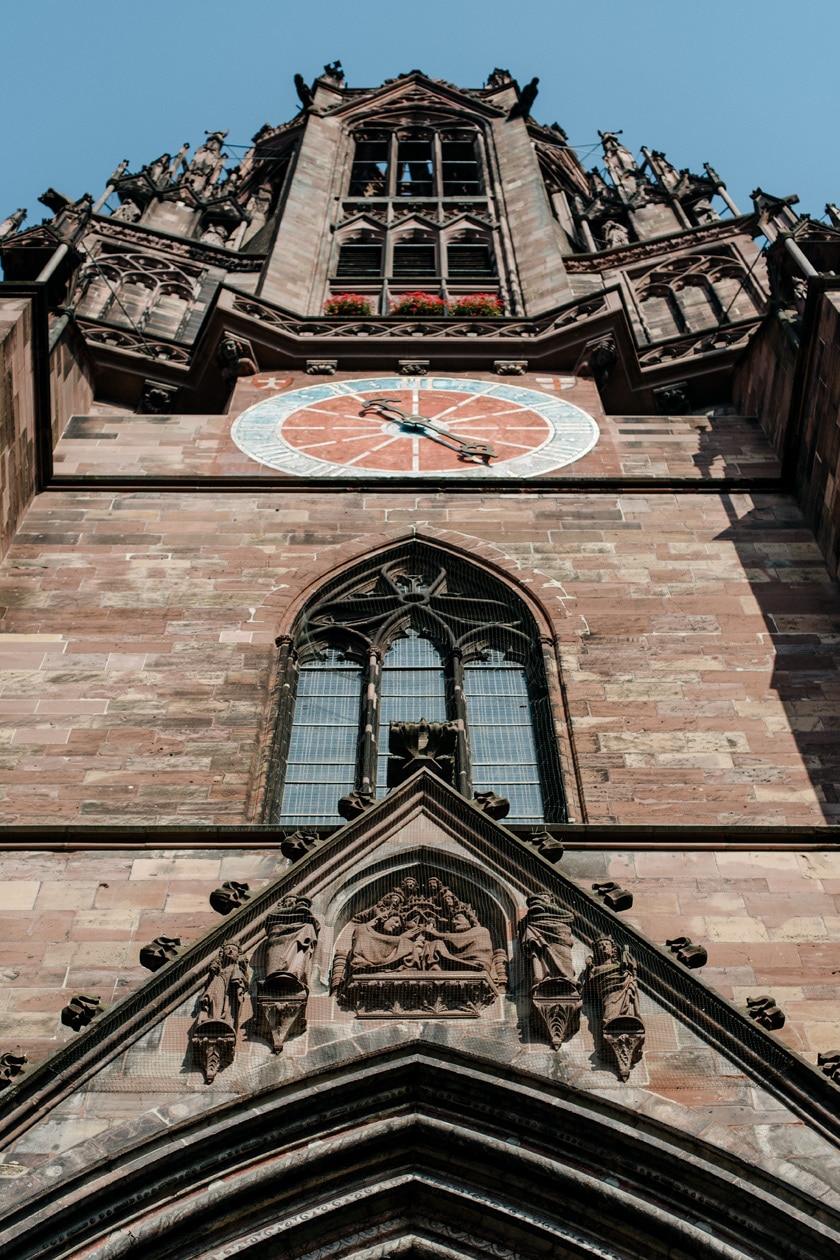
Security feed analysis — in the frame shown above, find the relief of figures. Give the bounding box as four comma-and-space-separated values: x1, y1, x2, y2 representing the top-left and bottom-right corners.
332, 874, 506, 1018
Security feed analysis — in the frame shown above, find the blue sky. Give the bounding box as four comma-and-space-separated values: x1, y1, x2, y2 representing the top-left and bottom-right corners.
2, 0, 835, 230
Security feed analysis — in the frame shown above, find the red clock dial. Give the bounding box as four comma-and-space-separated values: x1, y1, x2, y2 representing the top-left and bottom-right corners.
280, 386, 552, 473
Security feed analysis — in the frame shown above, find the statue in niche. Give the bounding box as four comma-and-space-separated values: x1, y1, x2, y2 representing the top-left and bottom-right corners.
190, 941, 251, 1083
111, 199, 141, 223
256, 895, 321, 1052
332, 874, 505, 1017
199, 222, 229, 247
583, 935, 645, 1081
519, 893, 581, 1048
602, 219, 630, 249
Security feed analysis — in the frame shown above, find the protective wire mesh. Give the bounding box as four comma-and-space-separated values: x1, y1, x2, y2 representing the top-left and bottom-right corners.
280, 651, 361, 825
377, 632, 447, 793
464, 652, 544, 822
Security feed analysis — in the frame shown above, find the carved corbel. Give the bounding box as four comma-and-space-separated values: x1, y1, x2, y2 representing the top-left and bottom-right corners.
525, 829, 565, 863
190, 942, 251, 1083
216, 335, 257, 384
338, 789, 374, 820
472, 789, 510, 820
519, 893, 581, 1048
61, 994, 102, 1031
209, 881, 251, 915
0, 1052, 27, 1090
139, 935, 184, 971
654, 381, 690, 415
280, 829, 321, 861
574, 336, 617, 390
818, 1052, 840, 1084
746, 994, 785, 1030
398, 360, 429, 375
256, 895, 321, 1052
306, 359, 337, 375
494, 360, 528, 375
584, 936, 645, 1081
666, 936, 707, 968
138, 380, 178, 415
592, 881, 633, 911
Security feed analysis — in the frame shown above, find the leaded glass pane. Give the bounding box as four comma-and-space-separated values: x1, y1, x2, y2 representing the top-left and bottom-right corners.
464, 653, 544, 823
377, 631, 446, 793
280, 650, 361, 825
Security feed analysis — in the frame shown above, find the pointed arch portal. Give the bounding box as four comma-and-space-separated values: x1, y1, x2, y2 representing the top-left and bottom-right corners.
3, 1046, 837, 1260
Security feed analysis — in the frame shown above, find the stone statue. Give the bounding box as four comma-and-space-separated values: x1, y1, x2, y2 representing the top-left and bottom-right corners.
257, 895, 321, 1051
199, 222, 229, 247
111, 199, 140, 223
146, 154, 172, 187
584, 936, 645, 1080
242, 183, 273, 245
599, 131, 639, 196
603, 219, 630, 249
184, 132, 228, 194
692, 197, 719, 224
191, 942, 251, 1083
519, 893, 581, 1048
0, 208, 27, 241
332, 874, 503, 1016
294, 73, 315, 110
322, 60, 344, 85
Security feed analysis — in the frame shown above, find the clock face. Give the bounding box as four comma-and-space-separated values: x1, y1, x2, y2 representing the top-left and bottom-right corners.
231, 376, 599, 478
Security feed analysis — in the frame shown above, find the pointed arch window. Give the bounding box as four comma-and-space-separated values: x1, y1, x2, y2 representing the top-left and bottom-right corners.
268, 545, 565, 827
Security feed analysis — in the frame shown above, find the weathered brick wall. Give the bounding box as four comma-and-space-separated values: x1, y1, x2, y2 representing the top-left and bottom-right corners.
0, 297, 37, 560
0, 485, 837, 826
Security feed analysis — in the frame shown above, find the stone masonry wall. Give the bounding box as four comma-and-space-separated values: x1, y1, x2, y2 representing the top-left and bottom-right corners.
0, 297, 37, 561
0, 486, 837, 826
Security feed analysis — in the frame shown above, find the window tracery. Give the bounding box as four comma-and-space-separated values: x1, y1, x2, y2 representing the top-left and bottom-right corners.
268, 545, 565, 827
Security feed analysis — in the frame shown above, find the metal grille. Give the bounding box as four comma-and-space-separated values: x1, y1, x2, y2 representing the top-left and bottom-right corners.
280, 650, 361, 825
377, 632, 446, 793
464, 651, 544, 822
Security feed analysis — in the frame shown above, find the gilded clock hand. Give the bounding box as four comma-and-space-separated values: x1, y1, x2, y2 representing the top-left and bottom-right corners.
359, 397, 496, 463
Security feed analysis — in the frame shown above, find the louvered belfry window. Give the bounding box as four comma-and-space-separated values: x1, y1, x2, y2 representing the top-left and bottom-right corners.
271, 543, 565, 827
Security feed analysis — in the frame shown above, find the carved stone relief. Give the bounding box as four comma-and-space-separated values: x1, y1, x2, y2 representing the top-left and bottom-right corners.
332, 875, 506, 1017
519, 893, 581, 1048
209, 881, 251, 915
583, 936, 645, 1080
190, 942, 251, 1084
256, 896, 321, 1053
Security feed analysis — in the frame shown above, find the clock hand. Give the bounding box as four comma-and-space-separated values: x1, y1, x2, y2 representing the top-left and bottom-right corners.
359, 398, 496, 463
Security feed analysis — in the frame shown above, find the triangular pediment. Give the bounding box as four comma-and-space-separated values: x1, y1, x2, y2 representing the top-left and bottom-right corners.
331, 72, 504, 128
3, 772, 840, 1253
2, 773, 840, 1200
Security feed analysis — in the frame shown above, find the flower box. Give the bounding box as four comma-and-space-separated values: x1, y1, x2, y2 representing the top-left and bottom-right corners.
390, 291, 447, 317
450, 294, 504, 318
324, 293, 374, 317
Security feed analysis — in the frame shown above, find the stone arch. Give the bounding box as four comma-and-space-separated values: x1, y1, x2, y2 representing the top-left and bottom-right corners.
4, 1046, 836, 1260
255, 533, 571, 826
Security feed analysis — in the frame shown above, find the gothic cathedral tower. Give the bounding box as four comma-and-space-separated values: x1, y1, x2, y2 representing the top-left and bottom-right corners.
1, 65, 840, 1258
